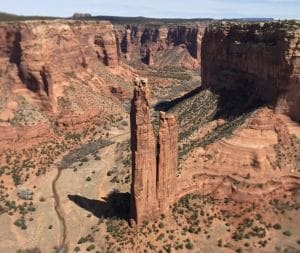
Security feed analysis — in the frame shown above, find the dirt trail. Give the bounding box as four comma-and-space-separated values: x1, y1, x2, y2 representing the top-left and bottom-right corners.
52, 167, 68, 251
51, 131, 130, 251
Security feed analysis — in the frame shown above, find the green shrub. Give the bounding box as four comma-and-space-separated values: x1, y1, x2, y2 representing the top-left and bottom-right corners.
273, 223, 281, 230
107, 171, 113, 176
158, 222, 164, 229
283, 230, 291, 236
156, 233, 164, 241
81, 157, 89, 163
78, 237, 88, 244
86, 244, 95, 251
186, 240, 193, 250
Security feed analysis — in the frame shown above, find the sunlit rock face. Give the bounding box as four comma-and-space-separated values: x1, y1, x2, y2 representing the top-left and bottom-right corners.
130, 78, 179, 225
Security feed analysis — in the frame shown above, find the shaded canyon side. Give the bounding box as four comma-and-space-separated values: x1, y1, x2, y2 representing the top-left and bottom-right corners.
201, 22, 300, 122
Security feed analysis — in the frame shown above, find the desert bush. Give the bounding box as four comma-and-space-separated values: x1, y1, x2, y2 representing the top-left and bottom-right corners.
283, 230, 292, 236
273, 223, 281, 230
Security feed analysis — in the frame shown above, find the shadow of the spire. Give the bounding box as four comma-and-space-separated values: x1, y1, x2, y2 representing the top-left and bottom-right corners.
68, 190, 130, 220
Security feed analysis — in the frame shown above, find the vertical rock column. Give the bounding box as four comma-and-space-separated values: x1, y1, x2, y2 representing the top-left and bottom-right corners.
130, 78, 159, 225
157, 112, 179, 213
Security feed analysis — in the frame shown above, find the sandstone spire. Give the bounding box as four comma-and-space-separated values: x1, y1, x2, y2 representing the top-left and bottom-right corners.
130, 78, 179, 225
130, 77, 159, 225
157, 111, 179, 213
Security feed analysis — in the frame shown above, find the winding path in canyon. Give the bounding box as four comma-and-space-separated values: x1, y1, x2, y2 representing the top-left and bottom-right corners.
52, 166, 68, 251
51, 130, 130, 251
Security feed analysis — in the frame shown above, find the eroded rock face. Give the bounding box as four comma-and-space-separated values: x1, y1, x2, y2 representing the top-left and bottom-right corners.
167, 26, 202, 60
115, 23, 206, 68
0, 21, 119, 112
177, 108, 300, 202
130, 22, 300, 225
0, 20, 127, 151
157, 112, 178, 213
130, 78, 159, 225
201, 22, 300, 122
130, 78, 179, 225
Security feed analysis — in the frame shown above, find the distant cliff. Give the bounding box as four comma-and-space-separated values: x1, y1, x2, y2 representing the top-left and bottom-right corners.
0, 20, 206, 114
0, 20, 119, 113
201, 21, 300, 122
114, 23, 206, 68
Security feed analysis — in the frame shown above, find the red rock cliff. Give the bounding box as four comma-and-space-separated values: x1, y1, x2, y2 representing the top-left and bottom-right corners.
130, 78, 179, 225
157, 111, 178, 213
115, 23, 206, 68
201, 22, 300, 122
0, 20, 119, 112
130, 78, 159, 225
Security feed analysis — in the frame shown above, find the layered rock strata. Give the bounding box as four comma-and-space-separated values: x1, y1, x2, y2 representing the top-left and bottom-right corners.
177, 108, 300, 202
157, 112, 178, 213
130, 78, 178, 225
115, 24, 206, 68
130, 22, 300, 225
130, 78, 159, 224
0, 20, 119, 112
202, 21, 300, 122
0, 20, 125, 151
0, 20, 206, 152
171, 22, 300, 205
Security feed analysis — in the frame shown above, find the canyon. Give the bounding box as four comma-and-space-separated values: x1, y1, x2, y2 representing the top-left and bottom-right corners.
0, 18, 299, 253
0, 20, 204, 152
128, 22, 300, 228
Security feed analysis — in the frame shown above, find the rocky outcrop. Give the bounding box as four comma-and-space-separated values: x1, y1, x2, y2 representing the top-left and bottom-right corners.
0, 123, 54, 151
167, 26, 202, 60
115, 23, 206, 68
0, 20, 119, 112
202, 21, 300, 122
0, 20, 206, 153
130, 78, 178, 225
141, 46, 154, 65
0, 24, 19, 59
157, 112, 178, 213
0, 20, 127, 152
0, 20, 207, 121
130, 78, 159, 225
177, 108, 300, 202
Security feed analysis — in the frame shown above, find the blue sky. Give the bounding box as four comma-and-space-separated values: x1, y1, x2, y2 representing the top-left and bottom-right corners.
1, 0, 299, 19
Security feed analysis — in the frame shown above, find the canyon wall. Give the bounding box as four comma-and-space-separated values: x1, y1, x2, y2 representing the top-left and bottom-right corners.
0, 20, 205, 118
172, 22, 300, 206
0, 20, 126, 151
202, 22, 300, 122
130, 78, 178, 225
114, 23, 205, 68
0, 20, 205, 151
0, 20, 119, 112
